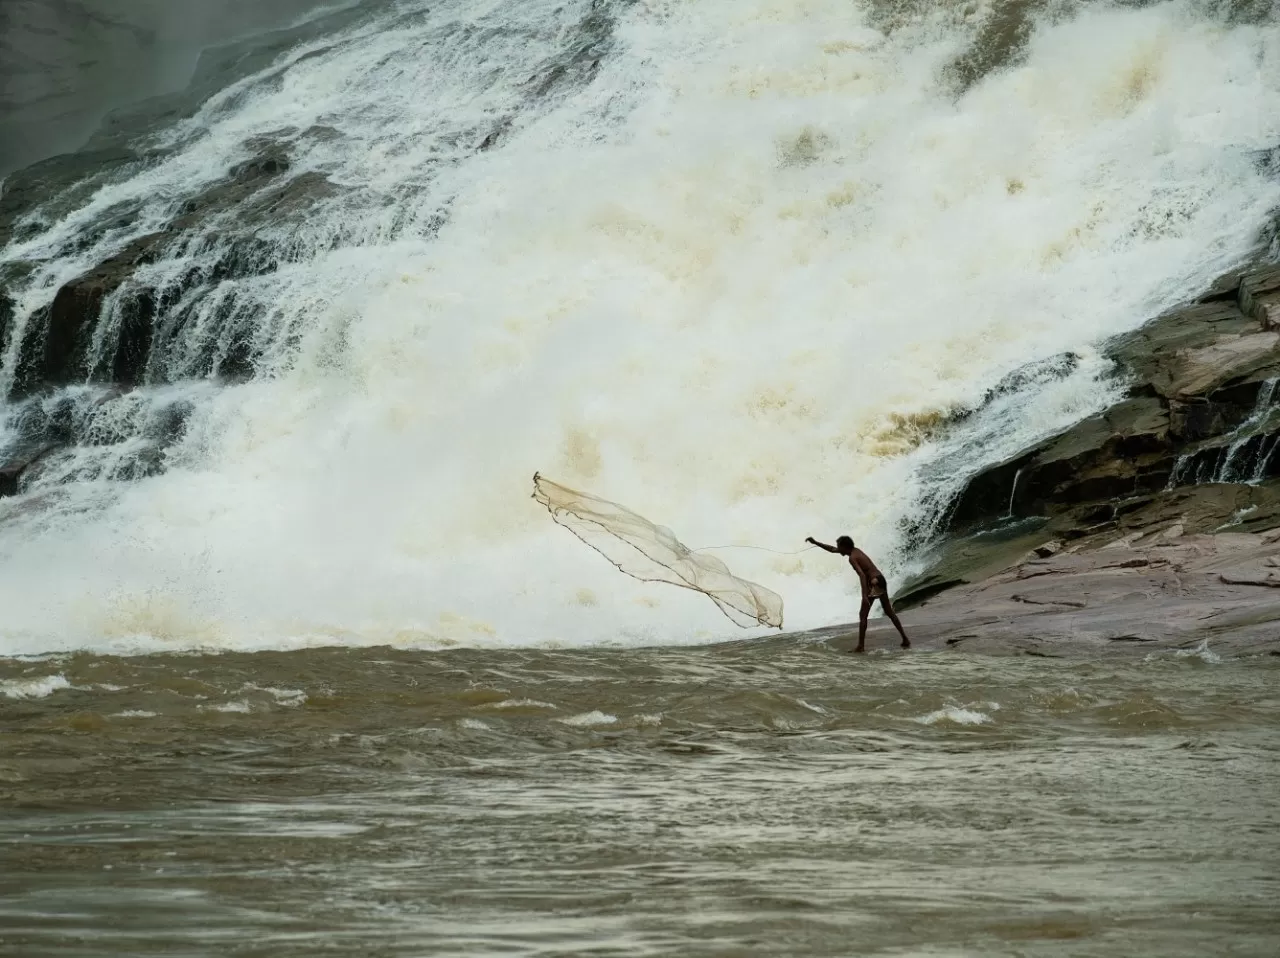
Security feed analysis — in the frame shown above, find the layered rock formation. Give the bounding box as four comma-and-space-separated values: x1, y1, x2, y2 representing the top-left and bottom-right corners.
899, 255, 1280, 622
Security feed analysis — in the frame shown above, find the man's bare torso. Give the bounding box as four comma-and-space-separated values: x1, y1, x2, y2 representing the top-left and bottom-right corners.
848, 548, 884, 585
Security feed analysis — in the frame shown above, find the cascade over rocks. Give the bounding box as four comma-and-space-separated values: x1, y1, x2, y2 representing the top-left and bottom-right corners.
0, 147, 143, 249
0, 0, 629, 501
903, 250, 1280, 606
6, 145, 308, 399
0, 139, 315, 495
40, 234, 165, 389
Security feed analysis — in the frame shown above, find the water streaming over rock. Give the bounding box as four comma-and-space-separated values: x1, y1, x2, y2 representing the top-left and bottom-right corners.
1, 0, 1279, 655
1169, 377, 1280, 487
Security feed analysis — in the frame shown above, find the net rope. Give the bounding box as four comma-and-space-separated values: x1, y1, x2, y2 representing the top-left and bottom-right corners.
532, 473, 784, 629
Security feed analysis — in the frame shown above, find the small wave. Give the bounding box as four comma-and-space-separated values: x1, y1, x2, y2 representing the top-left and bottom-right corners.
1, 674, 70, 699
255, 686, 308, 706
558, 710, 618, 727
794, 698, 829, 715
113, 710, 158, 718
1173, 640, 1222, 664
915, 706, 992, 726
203, 700, 252, 713
457, 718, 491, 730
484, 698, 558, 711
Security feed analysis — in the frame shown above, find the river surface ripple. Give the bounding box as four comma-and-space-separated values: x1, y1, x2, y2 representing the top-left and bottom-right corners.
2, 640, 1278, 957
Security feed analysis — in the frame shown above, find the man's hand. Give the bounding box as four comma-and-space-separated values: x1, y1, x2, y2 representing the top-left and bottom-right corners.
805, 536, 816, 545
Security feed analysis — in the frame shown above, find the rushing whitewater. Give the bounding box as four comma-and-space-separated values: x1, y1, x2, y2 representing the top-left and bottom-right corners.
0, 0, 1278, 654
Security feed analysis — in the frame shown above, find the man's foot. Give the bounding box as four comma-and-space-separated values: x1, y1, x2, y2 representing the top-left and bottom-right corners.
851, 645, 865, 654
900, 640, 911, 649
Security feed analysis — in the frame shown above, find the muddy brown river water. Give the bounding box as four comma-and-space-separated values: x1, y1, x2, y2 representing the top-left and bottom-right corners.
2, 638, 1278, 957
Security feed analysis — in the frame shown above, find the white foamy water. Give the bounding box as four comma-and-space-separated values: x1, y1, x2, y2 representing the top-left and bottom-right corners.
915, 705, 993, 726
251, 685, 309, 706
558, 710, 619, 727
0, 674, 71, 699
1173, 639, 1224, 664
0, 0, 1278, 655
203, 699, 254, 713
483, 698, 560, 711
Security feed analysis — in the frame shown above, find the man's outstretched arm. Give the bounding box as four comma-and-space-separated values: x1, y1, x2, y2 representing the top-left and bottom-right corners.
806, 537, 838, 553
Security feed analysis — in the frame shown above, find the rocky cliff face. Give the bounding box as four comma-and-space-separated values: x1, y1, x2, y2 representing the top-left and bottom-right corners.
902, 253, 1280, 606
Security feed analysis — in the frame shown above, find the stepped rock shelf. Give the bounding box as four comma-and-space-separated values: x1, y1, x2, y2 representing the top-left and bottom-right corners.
900, 256, 1280, 616
819, 528, 1280, 657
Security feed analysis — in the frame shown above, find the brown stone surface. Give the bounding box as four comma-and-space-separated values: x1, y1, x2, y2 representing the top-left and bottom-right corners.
40, 233, 165, 386
1240, 263, 1280, 323
819, 529, 1280, 657
928, 257, 1280, 603
1165, 332, 1280, 399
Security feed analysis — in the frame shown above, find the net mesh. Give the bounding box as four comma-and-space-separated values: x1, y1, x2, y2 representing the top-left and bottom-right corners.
532, 473, 784, 629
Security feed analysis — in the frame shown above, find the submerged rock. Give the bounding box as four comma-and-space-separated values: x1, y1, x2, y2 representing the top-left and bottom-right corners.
0, 442, 59, 498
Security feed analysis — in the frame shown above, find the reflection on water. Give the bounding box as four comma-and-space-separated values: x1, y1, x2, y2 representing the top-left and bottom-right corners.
2, 640, 1279, 957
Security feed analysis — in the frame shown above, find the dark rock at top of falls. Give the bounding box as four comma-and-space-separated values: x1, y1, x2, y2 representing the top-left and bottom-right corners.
0, 147, 144, 250
0, 0, 380, 397
0, 0, 621, 410
4, 139, 319, 397
0, 138, 326, 489
901, 258, 1280, 607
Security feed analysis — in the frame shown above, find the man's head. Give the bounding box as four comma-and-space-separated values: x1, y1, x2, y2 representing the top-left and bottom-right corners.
836, 535, 854, 555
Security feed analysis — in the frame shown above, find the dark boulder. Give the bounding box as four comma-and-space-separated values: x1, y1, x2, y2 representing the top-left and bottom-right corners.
36, 232, 166, 388
942, 0, 1045, 95
7, 139, 321, 397
0, 442, 60, 498
948, 396, 1172, 529
1168, 376, 1269, 442
0, 289, 13, 357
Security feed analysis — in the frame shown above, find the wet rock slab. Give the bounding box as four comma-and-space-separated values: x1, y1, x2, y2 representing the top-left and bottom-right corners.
820, 528, 1280, 657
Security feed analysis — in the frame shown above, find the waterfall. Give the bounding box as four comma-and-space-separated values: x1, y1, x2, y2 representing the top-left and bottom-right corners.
2, 0, 1279, 655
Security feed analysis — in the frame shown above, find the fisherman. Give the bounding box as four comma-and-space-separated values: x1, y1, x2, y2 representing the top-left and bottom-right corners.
806, 535, 911, 653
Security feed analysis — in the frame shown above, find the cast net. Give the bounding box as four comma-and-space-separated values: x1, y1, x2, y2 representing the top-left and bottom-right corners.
532, 473, 784, 629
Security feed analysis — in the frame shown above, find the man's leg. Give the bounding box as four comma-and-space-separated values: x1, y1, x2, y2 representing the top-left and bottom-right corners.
854, 599, 871, 653
879, 596, 910, 649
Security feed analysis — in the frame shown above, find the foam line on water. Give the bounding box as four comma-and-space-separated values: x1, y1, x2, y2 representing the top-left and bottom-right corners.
1, 0, 1279, 655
